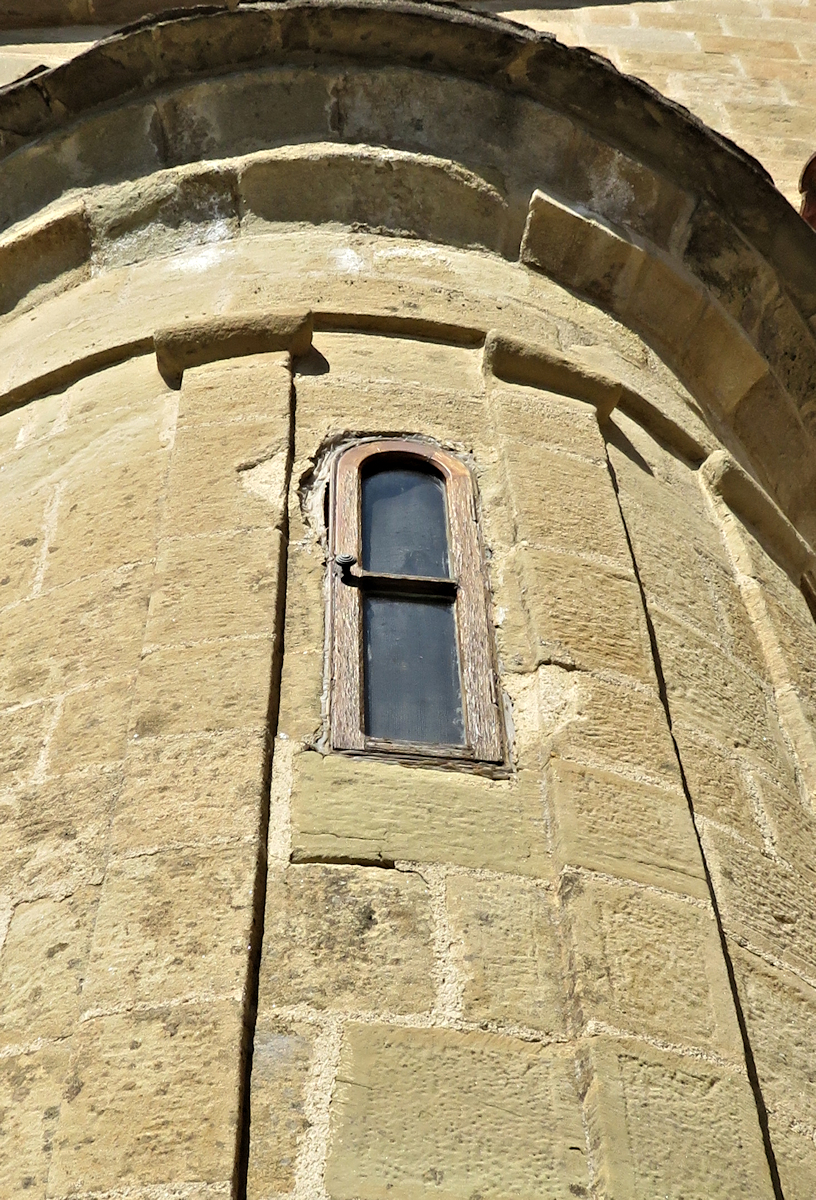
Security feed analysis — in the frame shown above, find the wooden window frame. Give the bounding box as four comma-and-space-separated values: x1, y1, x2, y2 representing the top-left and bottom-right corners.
329, 438, 504, 763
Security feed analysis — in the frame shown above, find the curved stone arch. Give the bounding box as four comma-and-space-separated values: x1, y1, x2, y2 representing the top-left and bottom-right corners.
1, 0, 815, 539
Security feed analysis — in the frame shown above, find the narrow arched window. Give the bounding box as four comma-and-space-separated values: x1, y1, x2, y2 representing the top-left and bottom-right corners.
329, 439, 503, 763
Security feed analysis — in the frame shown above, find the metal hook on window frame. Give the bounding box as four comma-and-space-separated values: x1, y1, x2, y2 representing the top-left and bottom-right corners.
335, 553, 357, 584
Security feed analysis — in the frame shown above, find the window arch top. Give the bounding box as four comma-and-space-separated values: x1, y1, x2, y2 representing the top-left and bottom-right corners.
329, 439, 503, 764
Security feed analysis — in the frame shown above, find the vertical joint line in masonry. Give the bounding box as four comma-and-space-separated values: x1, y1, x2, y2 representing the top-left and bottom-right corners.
603, 444, 786, 1200
234, 368, 298, 1200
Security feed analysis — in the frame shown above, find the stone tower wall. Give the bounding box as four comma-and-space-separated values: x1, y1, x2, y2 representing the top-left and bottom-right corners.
0, 4, 815, 1198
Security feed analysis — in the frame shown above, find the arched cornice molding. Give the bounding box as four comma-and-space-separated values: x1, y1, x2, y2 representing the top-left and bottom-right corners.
1, 2, 811, 298
0, 0, 815, 538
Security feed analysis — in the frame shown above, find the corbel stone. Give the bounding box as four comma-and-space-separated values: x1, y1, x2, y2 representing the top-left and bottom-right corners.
701, 449, 816, 580
154, 310, 314, 388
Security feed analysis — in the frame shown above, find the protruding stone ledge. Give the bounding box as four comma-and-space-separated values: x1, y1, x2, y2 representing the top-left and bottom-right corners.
0, 146, 513, 320
154, 311, 314, 388
314, 311, 484, 346
520, 188, 816, 536
0, 337, 155, 418
0, 202, 91, 317
483, 329, 627, 421
701, 450, 816, 578
520, 190, 772, 420
483, 328, 708, 462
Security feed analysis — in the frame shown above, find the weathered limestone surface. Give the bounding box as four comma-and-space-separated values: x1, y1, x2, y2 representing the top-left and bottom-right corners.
1, 7, 815, 1194
1, 210, 810, 1198
326, 1024, 589, 1200
246, 324, 776, 1200
608, 406, 816, 1199
0, 352, 291, 1197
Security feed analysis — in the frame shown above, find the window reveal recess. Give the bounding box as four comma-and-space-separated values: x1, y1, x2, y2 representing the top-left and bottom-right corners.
329, 439, 503, 763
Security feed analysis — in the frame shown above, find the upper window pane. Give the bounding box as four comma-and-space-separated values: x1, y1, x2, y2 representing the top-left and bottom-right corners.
362, 465, 450, 577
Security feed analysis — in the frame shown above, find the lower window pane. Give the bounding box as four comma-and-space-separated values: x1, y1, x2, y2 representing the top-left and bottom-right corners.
364, 595, 465, 745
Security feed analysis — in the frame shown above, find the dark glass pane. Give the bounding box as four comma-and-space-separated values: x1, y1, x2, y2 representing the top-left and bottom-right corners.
362, 467, 449, 577
364, 595, 464, 745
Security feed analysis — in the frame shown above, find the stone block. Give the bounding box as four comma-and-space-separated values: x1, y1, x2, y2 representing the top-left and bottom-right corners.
290, 751, 550, 877
501, 440, 630, 567
109, 727, 266, 854
246, 1016, 315, 1200
607, 448, 734, 641
0, 699, 54, 785
488, 546, 535, 673
472, 447, 528, 555
682, 202, 778, 341
705, 564, 769, 680
549, 758, 707, 899
0, 887, 99, 1047
757, 287, 816, 404
176, 351, 292, 427
519, 666, 679, 789
732, 378, 816, 527
509, 547, 653, 682
0, 394, 66, 466
48, 1000, 242, 1194
92, 166, 240, 272
0, 1043, 69, 1200
562, 874, 741, 1055
82, 843, 257, 1009
44, 441, 168, 591
762, 590, 816, 709
325, 1024, 589, 1200
0, 402, 33, 461
730, 946, 816, 1130
271, 543, 325, 716
607, 405, 713, 491
0, 769, 118, 898
161, 421, 289, 538
0, 566, 151, 709
520, 189, 645, 313
769, 1117, 816, 1200
607, 434, 718, 537
488, 383, 607, 464
614, 465, 764, 675
703, 825, 816, 979
50, 673, 135, 775
585, 1036, 775, 1199
274, 650, 324, 745
561, 137, 692, 252
241, 144, 510, 253
46, 353, 169, 449
131, 636, 275, 739
153, 66, 332, 164
654, 613, 790, 779
445, 873, 566, 1035
622, 253, 707, 359
0, 101, 162, 233
672, 725, 765, 847
306, 331, 484, 391
259, 862, 434, 1014
735, 523, 804, 613
145, 527, 284, 649
294, 376, 490, 454
0, 491, 47, 606
682, 302, 769, 417
751, 768, 816, 880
